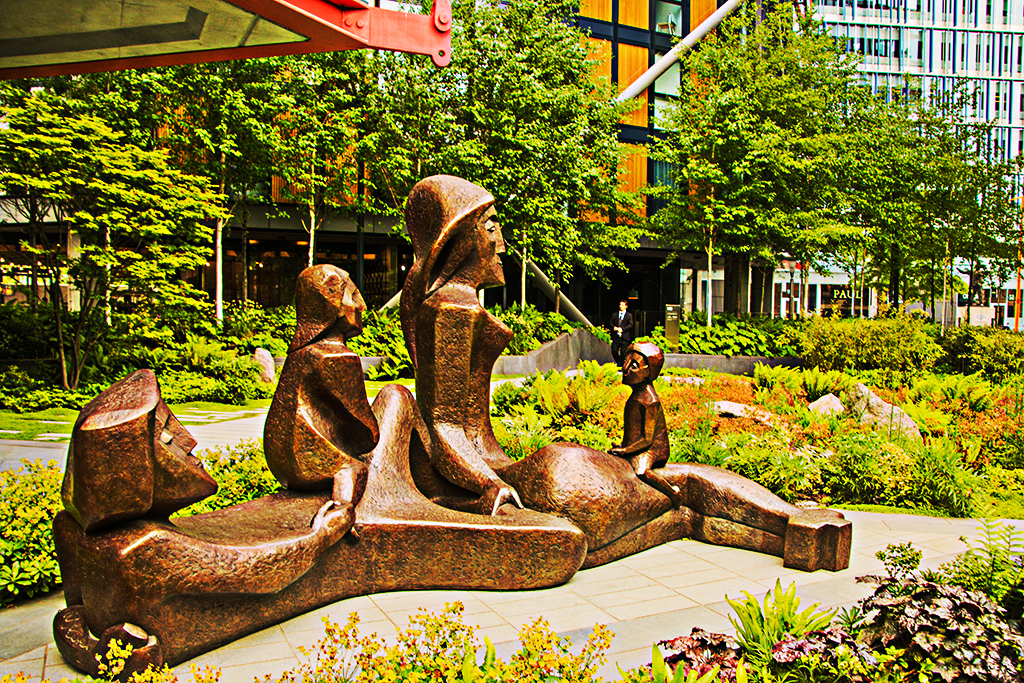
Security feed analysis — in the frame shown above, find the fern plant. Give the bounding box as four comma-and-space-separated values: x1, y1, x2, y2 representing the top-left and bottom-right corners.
800, 367, 850, 402
726, 580, 835, 670
924, 519, 1024, 602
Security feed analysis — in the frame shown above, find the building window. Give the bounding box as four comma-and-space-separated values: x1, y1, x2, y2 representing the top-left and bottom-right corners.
654, 1, 682, 36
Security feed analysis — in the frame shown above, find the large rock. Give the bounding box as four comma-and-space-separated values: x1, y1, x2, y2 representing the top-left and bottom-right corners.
710, 400, 774, 425
847, 383, 922, 442
808, 393, 844, 417
254, 348, 276, 383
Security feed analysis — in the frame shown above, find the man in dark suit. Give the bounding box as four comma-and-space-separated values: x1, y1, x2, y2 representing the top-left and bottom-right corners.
608, 299, 634, 366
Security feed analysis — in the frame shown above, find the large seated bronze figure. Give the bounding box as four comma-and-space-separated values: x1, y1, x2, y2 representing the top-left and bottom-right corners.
51, 174, 850, 678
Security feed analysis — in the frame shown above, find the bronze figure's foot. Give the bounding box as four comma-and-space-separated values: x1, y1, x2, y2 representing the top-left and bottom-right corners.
480, 484, 523, 516
310, 499, 356, 544
783, 509, 853, 572
54, 607, 163, 680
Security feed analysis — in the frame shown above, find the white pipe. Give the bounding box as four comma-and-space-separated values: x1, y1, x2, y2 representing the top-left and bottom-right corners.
615, 0, 745, 103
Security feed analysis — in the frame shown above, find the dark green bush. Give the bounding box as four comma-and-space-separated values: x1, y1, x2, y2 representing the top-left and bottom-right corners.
666, 314, 802, 357
938, 326, 1024, 381
0, 459, 63, 605
491, 303, 580, 355
346, 307, 412, 380
857, 317, 941, 373
857, 579, 1021, 682
219, 300, 295, 357
802, 315, 942, 376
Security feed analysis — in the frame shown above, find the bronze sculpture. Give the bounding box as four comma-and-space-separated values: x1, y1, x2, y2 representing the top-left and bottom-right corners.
401, 175, 522, 515
610, 341, 683, 508
51, 175, 851, 678
403, 175, 851, 571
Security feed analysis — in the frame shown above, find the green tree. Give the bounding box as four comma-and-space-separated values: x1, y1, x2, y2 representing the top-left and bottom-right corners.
158, 59, 285, 316
650, 1, 860, 324
364, 0, 644, 303
0, 93, 225, 390
270, 52, 365, 269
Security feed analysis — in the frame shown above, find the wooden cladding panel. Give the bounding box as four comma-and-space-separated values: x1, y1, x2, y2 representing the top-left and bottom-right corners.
617, 43, 649, 127
586, 37, 612, 84
619, 0, 649, 29
618, 149, 647, 219
690, 0, 718, 31
580, 0, 612, 21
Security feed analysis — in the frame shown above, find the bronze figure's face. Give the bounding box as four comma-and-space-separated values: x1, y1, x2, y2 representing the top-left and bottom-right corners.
476, 206, 505, 288
622, 351, 650, 386
622, 342, 665, 385
335, 275, 366, 340
291, 265, 364, 351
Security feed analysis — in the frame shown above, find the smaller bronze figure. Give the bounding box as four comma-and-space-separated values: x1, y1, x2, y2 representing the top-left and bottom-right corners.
264, 264, 380, 521
610, 342, 683, 509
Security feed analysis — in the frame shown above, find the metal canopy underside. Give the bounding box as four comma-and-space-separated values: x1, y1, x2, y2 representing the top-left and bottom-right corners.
0, 0, 451, 78
0, 1, 306, 70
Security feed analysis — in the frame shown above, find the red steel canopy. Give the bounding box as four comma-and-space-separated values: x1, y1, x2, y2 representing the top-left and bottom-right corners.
0, 0, 451, 80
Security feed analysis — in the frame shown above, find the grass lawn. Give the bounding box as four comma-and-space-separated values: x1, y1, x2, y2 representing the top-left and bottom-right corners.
0, 406, 79, 441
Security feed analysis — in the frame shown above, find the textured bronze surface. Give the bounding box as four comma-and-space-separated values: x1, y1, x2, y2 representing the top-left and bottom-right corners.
54, 380, 584, 672
265, 264, 379, 501
61, 370, 215, 533
53, 175, 851, 678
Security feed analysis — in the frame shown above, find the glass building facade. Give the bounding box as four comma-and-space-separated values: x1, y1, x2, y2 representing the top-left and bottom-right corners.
819, 0, 1024, 159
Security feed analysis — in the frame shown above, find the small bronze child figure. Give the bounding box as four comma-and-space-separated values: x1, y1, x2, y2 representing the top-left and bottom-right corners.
610, 342, 684, 508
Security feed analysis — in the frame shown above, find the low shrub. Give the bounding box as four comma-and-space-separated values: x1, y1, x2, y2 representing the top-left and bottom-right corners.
802, 315, 942, 377
939, 326, 1024, 381
0, 459, 63, 605
857, 579, 1022, 682
274, 602, 614, 683
0, 386, 94, 413
491, 362, 627, 459
818, 434, 975, 517
173, 439, 281, 517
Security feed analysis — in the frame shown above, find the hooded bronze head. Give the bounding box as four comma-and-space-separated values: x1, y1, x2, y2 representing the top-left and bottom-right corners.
401, 175, 504, 367
290, 265, 365, 352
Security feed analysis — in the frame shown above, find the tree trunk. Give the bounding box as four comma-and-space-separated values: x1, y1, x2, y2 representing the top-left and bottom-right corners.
215, 154, 226, 321
941, 239, 949, 332
307, 201, 316, 268
49, 269, 69, 390
241, 205, 249, 302
520, 255, 527, 310
801, 260, 809, 316
706, 241, 713, 328
929, 247, 936, 322
888, 241, 901, 309
554, 268, 561, 315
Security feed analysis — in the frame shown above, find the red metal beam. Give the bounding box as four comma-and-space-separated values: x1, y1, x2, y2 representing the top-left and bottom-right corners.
0, 0, 450, 80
